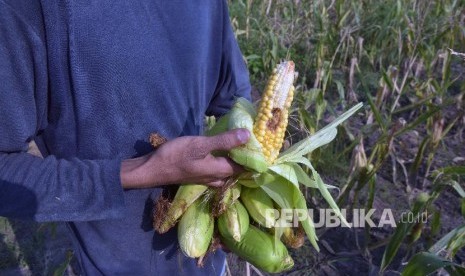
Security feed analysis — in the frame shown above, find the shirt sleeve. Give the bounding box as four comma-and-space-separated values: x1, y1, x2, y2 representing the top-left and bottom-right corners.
0, 1, 126, 222
206, 0, 252, 117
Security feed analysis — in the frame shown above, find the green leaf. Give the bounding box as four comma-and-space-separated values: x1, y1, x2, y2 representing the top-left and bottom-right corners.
449, 229, 465, 257
269, 163, 299, 187
402, 252, 465, 276
462, 199, 465, 218
446, 266, 465, 276
277, 103, 363, 162
431, 224, 465, 258
381, 193, 430, 272
436, 166, 465, 176
450, 181, 465, 198
409, 137, 430, 181
287, 157, 338, 190
259, 173, 319, 251
428, 225, 465, 254
278, 127, 337, 163
290, 163, 318, 188
313, 169, 350, 227
292, 156, 349, 227
358, 69, 386, 133
334, 79, 346, 102
258, 173, 294, 210
290, 155, 314, 170
291, 186, 319, 251
245, 54, 261, 61
430, 210, 441, 237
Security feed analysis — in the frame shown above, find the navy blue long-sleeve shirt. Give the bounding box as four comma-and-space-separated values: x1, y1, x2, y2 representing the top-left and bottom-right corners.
0, 0, 251, 274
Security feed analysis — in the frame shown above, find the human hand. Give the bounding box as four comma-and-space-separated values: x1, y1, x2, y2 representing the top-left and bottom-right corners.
121, 129, 250, 188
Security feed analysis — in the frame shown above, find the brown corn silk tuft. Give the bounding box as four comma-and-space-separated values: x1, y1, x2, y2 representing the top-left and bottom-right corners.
153, 196, 171, 232
282, 225, 305, 249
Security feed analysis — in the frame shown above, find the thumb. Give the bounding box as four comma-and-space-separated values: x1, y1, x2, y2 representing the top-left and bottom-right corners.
206, 128, 250, 152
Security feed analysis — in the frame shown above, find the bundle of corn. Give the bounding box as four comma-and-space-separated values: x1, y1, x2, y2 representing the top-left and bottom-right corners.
153, 61, 362, 273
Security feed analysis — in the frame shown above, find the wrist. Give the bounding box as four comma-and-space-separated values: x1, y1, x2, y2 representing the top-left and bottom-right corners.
120, 155, 155, 189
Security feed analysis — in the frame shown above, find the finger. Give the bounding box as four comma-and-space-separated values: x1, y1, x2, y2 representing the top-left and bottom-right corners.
205, 128, 250, 152
209, 156, 245, 177
206, 179, 225, 187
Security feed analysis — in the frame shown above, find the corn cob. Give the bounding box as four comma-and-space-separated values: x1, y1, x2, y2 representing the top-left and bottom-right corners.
178, 197, 214, 258
154, 184, 208, 234
217, 201, 249, 242
254, 61, 296, 164
240, 186, 276, 228
220, 225, 294, 273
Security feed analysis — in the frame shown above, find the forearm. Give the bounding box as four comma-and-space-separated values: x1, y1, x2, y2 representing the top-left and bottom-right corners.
120, 155, 157, 189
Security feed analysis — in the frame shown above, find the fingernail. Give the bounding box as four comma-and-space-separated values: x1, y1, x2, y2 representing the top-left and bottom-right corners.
236, 129, 250, 143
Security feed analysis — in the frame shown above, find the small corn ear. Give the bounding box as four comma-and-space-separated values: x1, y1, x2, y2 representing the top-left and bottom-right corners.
154, 184, 208, 234
213, 184, 241, 217
220, 225, 294, 273
217, 201, 249, 242
240, 186, 276, 228
231, 183, 241, 202
178, 198, 214, 258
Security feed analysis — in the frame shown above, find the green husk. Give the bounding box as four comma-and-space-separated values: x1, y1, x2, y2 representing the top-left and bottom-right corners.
205, 113, 231, 137
217, 201, 250, 242
220, 225, 294, 273
213, 184, 241, 217
154, 184, 208, 234
240, 186, 276, 228
178, 198, 214, 258
231, 183, 242, 202
257, 172, 320, 251
228, 98, 268, 173
237, 173, 261, 188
